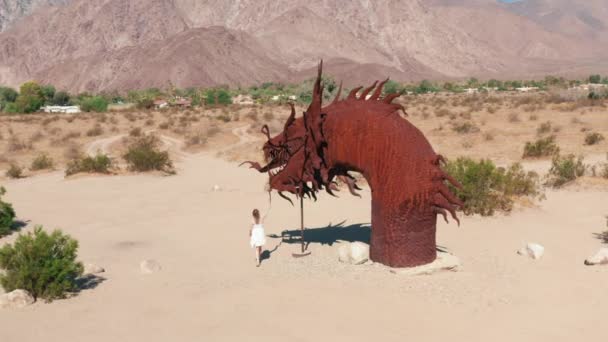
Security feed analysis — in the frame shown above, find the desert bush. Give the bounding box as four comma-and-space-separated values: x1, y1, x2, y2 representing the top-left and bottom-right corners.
86, 124, 104, 137
5, 163, 24, 179
545, 154, 586, 188
435, 108, 451, 117
508, 113, 520, 123
0, 226, 84, 301
186, 132, 208, 147
444, 158, 540, 216
529, 114, 538, 121
80, 96, 108, 113
129, 127, 142, 137
65, 153, 114, 176
600, 163, 608, 179
30, 153, 54, 171
6, 135, 30, 152
536, 121, 552, 135
451, 121, 480, 134
123, 135, 174, 174
0, 187, 16, 237
523, 136, 560, 158
584, 132, 605, 146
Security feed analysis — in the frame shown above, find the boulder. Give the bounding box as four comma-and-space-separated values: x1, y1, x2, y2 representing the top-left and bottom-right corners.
140, 259, 162, 274
584, 248, 608, 266
337, 242, 370, 265
338, 244, 350, 263
84, 263, 105, 275
0, 290, 35, 309
350, 242, 370, 265
517, 243, 545, 260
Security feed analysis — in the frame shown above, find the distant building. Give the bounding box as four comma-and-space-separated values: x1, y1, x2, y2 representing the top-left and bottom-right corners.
42, 105, 81, 114
234, 94, 254, 105
572, 83, 607, 91
465, 88, 478, 94
173, 97, 192, 108
153, 99, 168, 109
516, 87, 539, 93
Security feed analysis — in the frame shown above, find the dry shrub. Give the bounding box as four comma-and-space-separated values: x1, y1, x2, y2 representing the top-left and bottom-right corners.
508, 113, 520, 123
86, 124, 104, 137
6, 135, 31, 152
435, 108, 451, 117
30, 154, 54, 171
63, 144, 82, 160
129, 127, 142, 137
5, 163, 24, 179
545, 154, 586, 188
123, 135, 174, 174
66, 153, 114, 176
584, 132, 605, 146
536, 121, 552, 135
523, 136, 560, 158
451, 121, 480, 134
529, 114, 538, 121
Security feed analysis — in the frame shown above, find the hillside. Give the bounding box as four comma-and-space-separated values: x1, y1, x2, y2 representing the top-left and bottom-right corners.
1, 0, 607, 92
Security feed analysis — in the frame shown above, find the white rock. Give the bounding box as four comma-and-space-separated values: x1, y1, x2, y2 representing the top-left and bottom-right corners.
83, 263, 105, 275
140, 259, 162, 274
211, 185, 222, 192
338, 244, 350, 263
350, 242, 370, 265
390, 252, 461, 276
584, 248, 608, 266
518, 243, 545, 260
0, 290, 35, 309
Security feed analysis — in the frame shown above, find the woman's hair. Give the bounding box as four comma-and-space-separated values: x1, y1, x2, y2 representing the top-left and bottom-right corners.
252, 209, 260, 222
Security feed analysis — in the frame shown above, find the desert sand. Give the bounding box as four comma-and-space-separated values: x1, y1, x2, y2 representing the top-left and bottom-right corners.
1, 130, 607, 341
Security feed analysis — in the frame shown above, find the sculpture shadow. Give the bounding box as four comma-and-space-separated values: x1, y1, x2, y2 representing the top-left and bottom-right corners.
260, 241, 282, 264
594, 231, 608, 244
272, 221, 371, 246
272, 220, 451, 252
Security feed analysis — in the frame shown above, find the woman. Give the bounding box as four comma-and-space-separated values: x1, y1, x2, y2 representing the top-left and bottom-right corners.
249, 209, 267, 267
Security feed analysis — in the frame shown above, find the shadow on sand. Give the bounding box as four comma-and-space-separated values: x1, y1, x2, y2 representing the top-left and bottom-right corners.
269, 220, 450, 253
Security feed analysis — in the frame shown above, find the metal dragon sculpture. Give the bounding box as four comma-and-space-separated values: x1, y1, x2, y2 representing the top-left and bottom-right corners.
242, 62, 463, 267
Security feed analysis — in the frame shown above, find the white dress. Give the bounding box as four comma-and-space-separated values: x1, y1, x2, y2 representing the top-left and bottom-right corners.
250, 223, 266, 248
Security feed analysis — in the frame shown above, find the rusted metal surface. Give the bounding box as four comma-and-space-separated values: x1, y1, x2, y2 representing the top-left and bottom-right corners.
242, 62, 462, 267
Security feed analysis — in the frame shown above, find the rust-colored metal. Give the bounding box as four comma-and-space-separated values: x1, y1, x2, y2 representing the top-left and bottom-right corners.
242, 62, 463, 268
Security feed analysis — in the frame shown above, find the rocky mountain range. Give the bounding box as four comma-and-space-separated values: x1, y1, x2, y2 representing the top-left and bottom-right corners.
1, 0, 607, 92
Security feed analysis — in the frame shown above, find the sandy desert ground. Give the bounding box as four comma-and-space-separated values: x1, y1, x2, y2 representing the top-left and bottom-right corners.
1, 93, 608, 341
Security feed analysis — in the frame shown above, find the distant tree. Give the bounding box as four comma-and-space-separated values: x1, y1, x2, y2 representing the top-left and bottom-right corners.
415, 80, 437, 94
466, 77, 479, 89
486, 79, 502, 89
602, 77, 608, 85
384, 80, 402, 94
52, 91, 71, 106
15, 81, 45, 113
41, 85, 56, 103
217, 89, 232, 105
0, 86, 18, 103
205, 89, 217, 105
589, 74, 601, 84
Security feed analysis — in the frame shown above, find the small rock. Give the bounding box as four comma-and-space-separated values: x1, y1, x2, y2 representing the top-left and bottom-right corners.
518, 243, 545, 260
140, 259, 162, 274
338, 244, 350, 263
84, 263, 105, 275
350, 242, 370, 265
584, 248, 608, 266
211, 185, 222, 192
0, 290, 35, 309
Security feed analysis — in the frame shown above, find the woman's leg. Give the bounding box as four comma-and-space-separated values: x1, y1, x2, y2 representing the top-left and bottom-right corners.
256, 246, 261, 265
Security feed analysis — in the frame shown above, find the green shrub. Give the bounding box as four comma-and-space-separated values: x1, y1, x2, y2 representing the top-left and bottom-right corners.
123, 135, 174, 174
584, 132, 605, 146
0, 226, 83, 301
0, 187, 16, 237
5, 163, 24, 179
523, 136, 560, 158
444, 158, 540, 216
545, 154, 586, 188
80, 96, 108, 112
65, 153, 114, 176
30, 153, 54, 171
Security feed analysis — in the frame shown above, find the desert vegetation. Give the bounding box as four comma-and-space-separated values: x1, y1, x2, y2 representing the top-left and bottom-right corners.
0, 226, 84, 301
0, 186, 16, 237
